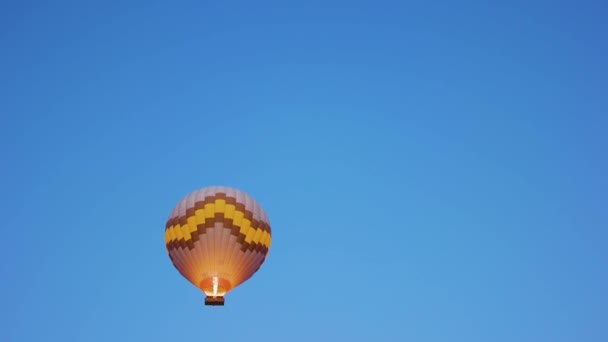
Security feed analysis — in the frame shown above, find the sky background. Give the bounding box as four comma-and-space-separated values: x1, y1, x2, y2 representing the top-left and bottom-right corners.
1, 1, 607, 341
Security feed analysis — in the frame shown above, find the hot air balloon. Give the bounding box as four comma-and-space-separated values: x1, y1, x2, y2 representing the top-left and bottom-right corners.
164, 186, 272, 306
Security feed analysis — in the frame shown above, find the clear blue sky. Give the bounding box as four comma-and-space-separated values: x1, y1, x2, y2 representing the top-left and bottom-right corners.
2, 1, 607, 341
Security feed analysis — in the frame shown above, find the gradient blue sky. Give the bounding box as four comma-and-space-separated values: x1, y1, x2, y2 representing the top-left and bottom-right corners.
2, 1, 607, 341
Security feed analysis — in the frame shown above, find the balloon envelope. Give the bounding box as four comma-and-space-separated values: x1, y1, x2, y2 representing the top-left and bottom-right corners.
164, 186, 271, 304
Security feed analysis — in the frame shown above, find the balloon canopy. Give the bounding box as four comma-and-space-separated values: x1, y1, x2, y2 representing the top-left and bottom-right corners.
164, 186, 272, 306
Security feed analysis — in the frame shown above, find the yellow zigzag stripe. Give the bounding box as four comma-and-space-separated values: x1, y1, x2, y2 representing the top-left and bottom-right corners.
164, 199, 271, 248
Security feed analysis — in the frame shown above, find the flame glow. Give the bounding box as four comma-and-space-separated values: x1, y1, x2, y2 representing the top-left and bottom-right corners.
212, 277, 219, 296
